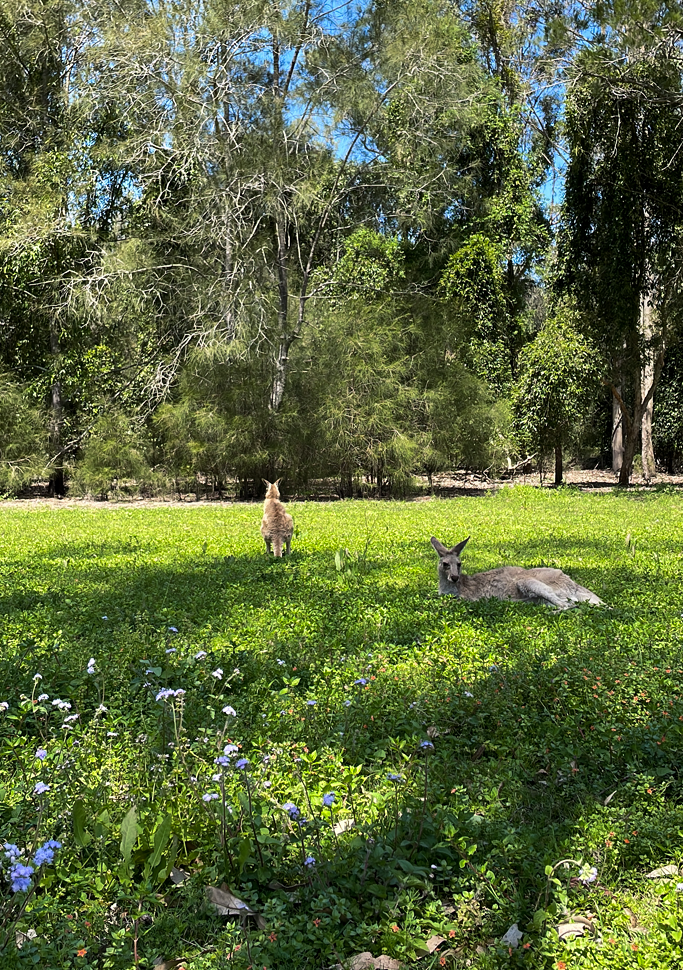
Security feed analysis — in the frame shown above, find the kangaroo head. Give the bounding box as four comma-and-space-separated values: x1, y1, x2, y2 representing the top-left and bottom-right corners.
263, 478, 282, 499
431, 536, 470, 585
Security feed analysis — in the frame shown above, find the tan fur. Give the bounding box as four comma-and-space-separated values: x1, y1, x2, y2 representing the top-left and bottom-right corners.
431, 536, 604, 610
261, 480, 294, 557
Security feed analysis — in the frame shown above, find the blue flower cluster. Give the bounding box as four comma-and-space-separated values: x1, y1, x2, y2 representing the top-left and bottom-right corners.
32, 840, 61, 867
2, 840, 62, 893
9, 864, 34, 893
156, 688, 186, 702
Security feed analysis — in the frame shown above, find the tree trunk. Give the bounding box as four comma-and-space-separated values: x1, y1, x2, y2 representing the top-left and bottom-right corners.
618, 415, 639, 486
554, 442, 563, 486
48, 318, 65, 496
611, 389, 623, 474
614, 313, 666, 486
270, 209, 290, 411
640, 294, 656, 481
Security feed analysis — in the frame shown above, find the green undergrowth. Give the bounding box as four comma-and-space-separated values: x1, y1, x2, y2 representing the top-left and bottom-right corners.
0, 487, 682, 968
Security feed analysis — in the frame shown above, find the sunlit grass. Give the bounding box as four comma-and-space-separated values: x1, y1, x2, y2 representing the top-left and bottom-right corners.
0, 487, 682, 968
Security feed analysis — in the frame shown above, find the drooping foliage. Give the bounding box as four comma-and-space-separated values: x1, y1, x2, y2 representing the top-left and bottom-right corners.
1, 0, 683, 494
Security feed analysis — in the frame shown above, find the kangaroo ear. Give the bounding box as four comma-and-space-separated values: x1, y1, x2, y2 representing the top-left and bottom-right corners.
262, 479, 271, 487
430, 537, 449, 556
453, 536, 470, 556
275, 478, 282, 486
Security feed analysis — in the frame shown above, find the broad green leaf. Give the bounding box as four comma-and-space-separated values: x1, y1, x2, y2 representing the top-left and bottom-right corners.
237, 837, 251, 873
72, 799, 91, 847
148, 814, 172, 870
120, 806, 138, 863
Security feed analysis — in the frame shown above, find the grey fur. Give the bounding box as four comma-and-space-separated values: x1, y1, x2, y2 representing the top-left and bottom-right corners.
430, 536, 604, 610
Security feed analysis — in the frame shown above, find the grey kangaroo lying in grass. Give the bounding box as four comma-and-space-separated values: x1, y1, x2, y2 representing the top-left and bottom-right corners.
431, 536, 604, 610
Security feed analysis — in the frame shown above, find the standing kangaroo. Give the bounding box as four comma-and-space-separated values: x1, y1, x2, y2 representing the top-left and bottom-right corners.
431, 536, 603, 609
261, 480, 294, 557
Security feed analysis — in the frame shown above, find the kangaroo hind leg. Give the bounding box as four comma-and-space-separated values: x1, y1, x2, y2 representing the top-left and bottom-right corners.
517, 578, 569, 610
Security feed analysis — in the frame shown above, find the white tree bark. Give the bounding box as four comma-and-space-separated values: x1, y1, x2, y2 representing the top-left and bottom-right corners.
640, 293, 656, 480
611, 388, 623, 474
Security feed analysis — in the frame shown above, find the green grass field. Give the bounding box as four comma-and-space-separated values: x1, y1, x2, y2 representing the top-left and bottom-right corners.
1, 487, 683, 969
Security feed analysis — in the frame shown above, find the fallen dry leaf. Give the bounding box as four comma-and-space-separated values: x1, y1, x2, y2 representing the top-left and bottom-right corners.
15, 929, 37, 948
556, 916, 595, 941
415, 934, 445, 958
374, 957, 401, 970
169, 868, 189, 884
206, 886, 266, 930
333, 818, 355, 836
645, 864, 679, 879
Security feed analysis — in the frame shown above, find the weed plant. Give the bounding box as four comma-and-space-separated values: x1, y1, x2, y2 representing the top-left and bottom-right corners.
0, 488, 682, 968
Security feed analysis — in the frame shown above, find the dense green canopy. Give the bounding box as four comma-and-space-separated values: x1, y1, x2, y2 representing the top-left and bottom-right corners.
1, 0, 683, 495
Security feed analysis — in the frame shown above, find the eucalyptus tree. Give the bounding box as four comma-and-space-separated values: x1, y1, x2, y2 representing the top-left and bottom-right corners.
0, 0, 145, 492
89, 0, 502, 422
0, 0, 82, 492
559, 17, 683, 485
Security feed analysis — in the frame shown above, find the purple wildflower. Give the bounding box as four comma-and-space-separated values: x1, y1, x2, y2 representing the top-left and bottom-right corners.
32, 840, 61, 867
3, 844, 21, 863
9, 864, 33, 893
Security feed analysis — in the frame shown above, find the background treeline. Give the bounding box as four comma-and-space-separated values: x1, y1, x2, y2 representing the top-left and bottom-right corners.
1, 0, 683, 499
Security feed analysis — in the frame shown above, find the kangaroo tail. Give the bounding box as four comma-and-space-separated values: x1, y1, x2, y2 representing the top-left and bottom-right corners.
272, 537, 284, 557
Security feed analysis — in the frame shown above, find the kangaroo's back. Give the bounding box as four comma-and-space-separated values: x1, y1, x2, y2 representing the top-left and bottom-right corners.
261, 480, 294, 557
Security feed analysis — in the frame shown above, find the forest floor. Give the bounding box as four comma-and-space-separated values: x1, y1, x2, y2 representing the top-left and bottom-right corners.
8, 466, 683, 508
1, 488, 682, 968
